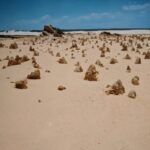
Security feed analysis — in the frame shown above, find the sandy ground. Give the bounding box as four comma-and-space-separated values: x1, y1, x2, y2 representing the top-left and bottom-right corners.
66, 29, 150, 35
0, 31, 150, 150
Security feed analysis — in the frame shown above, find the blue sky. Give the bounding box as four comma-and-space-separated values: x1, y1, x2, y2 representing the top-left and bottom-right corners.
0, 0, 150, 30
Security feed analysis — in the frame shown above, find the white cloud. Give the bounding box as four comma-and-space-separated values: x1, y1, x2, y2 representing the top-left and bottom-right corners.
123, 3, 150, 11
15, 15, 52, 25
14, 8, 149, 29
61, 16, 69, 19
78, 12, 113, 20
14, 12, 119, 29
40, 15, 50, 20
15, 15, 70, 26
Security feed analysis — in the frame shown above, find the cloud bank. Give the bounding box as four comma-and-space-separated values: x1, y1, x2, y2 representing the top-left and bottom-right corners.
123, 3, 150, 11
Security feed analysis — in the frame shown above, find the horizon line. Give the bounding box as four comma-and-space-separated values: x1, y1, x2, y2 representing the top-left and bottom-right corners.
1, 27, 150, 32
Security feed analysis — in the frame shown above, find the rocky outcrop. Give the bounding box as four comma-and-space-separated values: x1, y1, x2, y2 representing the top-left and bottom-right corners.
42, 25, 64, 37
100, 32, 111, 36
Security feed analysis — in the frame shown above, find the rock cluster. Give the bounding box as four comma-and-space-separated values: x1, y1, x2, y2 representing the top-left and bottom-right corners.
70, 41, 78, 49
131, 76, 139, 85
33, 50, 39, 56
126, 65, 131, 73
15, 79, 28, 89
7, 55, 29, 66
105, 80, 125, 95
27, 70, 41, 79
124, 54, 131, 59
110, 58, 118, 64
32, 57, 41, 69
95, 59, 104, 67
57, 57, 67, 64
128, 90, 136, 99
9, 42, 18, 49
74, 63, 83, 72
121, 45, 128, 51
84, 64, 98, 81
144, 51, 150, 59
56, 52, 61, 57
135, 57, 141, 64
29, 46, 35, 51
0, 43, 4, 48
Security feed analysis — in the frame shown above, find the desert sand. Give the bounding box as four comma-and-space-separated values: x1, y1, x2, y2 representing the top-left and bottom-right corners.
0, 31, 150, 150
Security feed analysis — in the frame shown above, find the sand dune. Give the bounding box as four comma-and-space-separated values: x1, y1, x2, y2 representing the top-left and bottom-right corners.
0, 31, 150, 150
